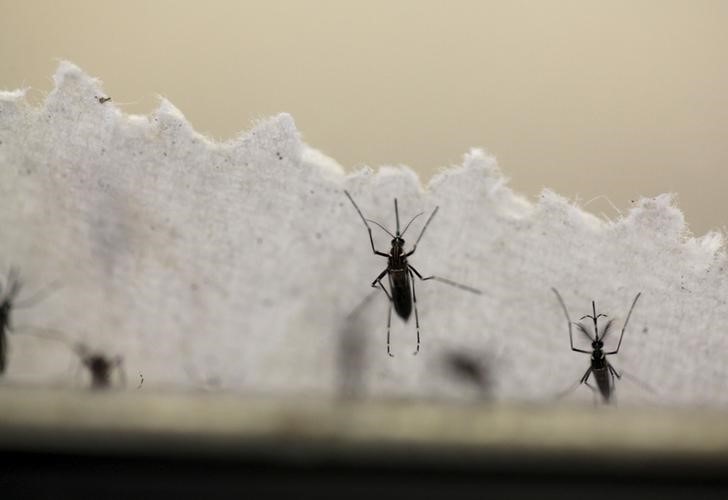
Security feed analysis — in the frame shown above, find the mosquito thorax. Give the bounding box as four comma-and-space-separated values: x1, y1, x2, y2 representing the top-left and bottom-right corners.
87, 355, 109, 371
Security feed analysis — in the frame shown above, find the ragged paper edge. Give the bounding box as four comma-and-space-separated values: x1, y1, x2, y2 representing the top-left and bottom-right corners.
2, 61, 722, 256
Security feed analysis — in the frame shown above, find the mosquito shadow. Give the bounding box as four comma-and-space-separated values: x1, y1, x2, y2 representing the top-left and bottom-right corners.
438, 348, 494, 402
336, 290, 378, 400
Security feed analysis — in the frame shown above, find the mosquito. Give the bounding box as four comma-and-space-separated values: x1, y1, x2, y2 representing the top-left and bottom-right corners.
0, 268, 60, 375
71, 343, 126, 390
344, 190, 482, 357
552, 288, 641, 403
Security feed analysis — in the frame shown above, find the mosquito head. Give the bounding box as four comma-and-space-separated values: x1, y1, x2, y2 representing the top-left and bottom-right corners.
391, 236, 405, 254
592, 339, 604, 351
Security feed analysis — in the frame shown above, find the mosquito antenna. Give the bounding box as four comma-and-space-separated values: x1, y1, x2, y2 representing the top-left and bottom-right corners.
580, 300, 607, 340
13, 279, 63, 309
411, 206, 439, 251
365, 219, 395, 238
574, 322, 595, 342
400, 212, 425, 237
607, 292, 641, 355
394, 199, 400, 236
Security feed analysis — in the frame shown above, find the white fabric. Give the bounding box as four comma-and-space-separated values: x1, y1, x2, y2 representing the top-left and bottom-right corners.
0, 61, 723, 406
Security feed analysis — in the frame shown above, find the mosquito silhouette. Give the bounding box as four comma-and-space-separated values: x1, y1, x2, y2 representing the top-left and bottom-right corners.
344, 191, 482, 357
552, 288, 641, 403
0, 268, 60, 375
7, 324, 127, 390
73, 343, 126, 390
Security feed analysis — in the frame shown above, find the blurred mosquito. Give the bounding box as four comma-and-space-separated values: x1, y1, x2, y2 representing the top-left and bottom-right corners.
344, 191, 482, 357
552, 288, 641, 403
73, 344, 126, 390
441, 349, 492, 398
10, 324, 127, 390
0, 268, 61, 375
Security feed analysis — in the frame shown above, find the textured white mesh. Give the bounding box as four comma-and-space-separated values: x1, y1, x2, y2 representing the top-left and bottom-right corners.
1, 62, 724, 407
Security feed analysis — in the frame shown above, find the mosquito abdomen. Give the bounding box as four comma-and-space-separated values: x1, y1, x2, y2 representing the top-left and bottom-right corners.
389, 269, 412, 320
593, 367, 612, 402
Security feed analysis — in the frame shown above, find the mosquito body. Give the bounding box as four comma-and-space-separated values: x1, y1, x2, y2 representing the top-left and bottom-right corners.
344, 191, 481, 357
0, 268, 59, 375
552, 288, 641, 403
74, 344, 126, 390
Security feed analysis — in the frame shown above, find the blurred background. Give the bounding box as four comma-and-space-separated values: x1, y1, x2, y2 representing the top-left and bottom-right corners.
1, 0, 727, 235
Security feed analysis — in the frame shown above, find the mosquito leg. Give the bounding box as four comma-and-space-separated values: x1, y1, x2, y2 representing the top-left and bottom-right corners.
386, 300, 394, 358
583, 379, 600, 406
371, 269, 391, 297
374, 278, 392, 302
580, 366, 593, 384
606, 292, 642, 355
410, 270, 421, 355
344, 190, 389, 257
408, 265, 482, 295
404, 206, 439, 257
372, 275, 394, 357
608, 362, 622, 380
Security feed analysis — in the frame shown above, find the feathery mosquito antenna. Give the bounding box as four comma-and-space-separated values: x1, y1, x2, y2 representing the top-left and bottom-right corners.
344, 190, 482, 357
552, 288, 642, 404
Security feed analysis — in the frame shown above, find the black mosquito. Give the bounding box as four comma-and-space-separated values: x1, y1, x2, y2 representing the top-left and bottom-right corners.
73, 343, 126, 390
552, 288, 641, 403
344, 191, 482, 357
0, 268, 60, 375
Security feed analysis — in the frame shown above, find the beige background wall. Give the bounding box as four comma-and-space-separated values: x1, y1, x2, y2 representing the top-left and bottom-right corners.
1, 0, 726, 235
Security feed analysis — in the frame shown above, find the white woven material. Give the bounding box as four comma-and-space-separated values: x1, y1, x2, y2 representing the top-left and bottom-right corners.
0, 62, 724, 406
